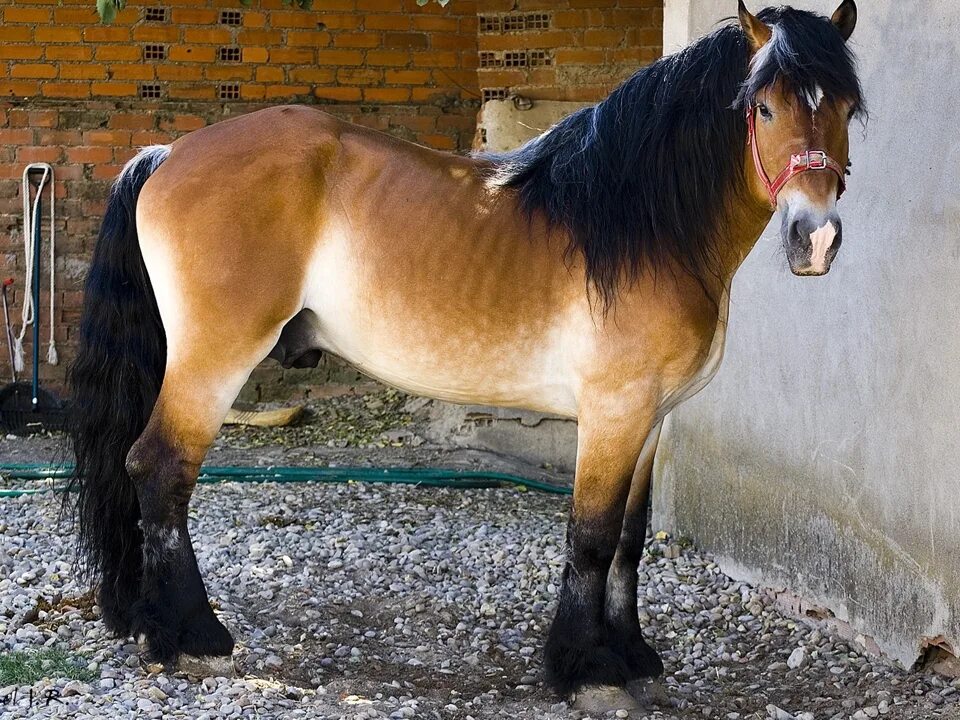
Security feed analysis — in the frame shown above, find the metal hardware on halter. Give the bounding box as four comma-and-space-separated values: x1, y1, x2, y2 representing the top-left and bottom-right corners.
746, 104, 846, 209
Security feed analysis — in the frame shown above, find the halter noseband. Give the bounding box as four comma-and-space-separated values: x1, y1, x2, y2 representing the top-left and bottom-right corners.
746, 104, 846, 209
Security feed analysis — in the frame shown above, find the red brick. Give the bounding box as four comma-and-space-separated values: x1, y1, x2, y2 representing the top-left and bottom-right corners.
3, 7, 51, 23
83, 27, 130, 42
183, 28, 232, 44
269, 48, 315, 64
109, 64, 156, 81
333, 32, 382, 48
157, 65, 204, 81
288, 67, 336, 84
366, 50, 410, 66
66, 146, 115, 164
356, 0, 401, 10
240, 84, 267, 101
41, 83, 90, 99
27, 110, 59, 128
242, 47, 269, 63
11, 64, 58, 79
132, 26, 180, 43
0, 27, 33, 42
92, 164, 125, 180
168, 45, 217, 63
363, 87, 410, 103
83, 129, 131, 146
313, 87, 362, 102
584, 28, 625, 46
383, 32, 428, 48
0, 128, 34, 144
170, 8, 218, 23
412, 50, 458, 67
17, 146, 63, 163
131, 131, 169, 145
0, 82, 41, 98
255, 66, 284, 83
0, 46, 44, 60
60, 65, 107, 80
271, 11, 316, 28
166, 83, 215, 100
95, 46, 141, 62
35, 26, 83, 42
45, 46, 93, 61
364, 15, 410, 31
384, 69, 430, 84
235, 29, 281, 45
172, 115, 206, 132
314, 14, 361, 30
411, 15, 459, 32
315, 49, 364, 66
36, 129, 82, 145
265, 84, 310, 99
286, 31, 332, 47
52, 7, 99, 23
431, 34, 476, 51
336, 67, 381, 85
555, 48, 607, 65
205, 66, 253, 81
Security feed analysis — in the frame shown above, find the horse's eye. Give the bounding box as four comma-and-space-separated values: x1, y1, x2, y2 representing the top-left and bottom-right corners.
757, 103, 773, 120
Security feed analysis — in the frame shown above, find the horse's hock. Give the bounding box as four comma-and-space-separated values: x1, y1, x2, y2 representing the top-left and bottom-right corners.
655, 0, 960, 675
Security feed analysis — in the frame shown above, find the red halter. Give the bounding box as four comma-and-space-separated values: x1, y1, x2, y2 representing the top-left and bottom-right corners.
746, 104, 846, 209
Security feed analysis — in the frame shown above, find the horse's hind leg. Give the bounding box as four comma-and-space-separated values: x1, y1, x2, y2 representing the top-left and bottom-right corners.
125, 336, 276, 666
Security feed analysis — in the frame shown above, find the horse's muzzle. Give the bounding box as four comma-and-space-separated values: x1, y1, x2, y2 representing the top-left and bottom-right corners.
782, 209, 843, 277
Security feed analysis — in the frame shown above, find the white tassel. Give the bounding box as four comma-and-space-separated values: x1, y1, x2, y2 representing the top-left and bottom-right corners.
13, 336, 25, 373
47, 340, 58, 366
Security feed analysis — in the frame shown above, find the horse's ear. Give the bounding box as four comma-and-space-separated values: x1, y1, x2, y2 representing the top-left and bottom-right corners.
738, 0, 773, 52
831, 0, 857, 41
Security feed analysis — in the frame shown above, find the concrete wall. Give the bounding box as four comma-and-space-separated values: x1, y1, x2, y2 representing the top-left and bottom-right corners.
655, 0, 960, 668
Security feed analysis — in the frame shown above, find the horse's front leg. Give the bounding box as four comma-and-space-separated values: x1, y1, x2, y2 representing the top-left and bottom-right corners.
544, 395, 655, 707
606, 423, 664, 685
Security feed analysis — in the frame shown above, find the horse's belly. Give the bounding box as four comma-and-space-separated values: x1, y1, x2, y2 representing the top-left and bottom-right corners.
300, 230, 579, 418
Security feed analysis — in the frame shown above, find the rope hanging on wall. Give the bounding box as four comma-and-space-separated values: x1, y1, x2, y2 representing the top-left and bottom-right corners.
16, 164, 57, 372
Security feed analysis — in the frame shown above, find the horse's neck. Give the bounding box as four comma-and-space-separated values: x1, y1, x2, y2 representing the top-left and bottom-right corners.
713, 187, 775, 290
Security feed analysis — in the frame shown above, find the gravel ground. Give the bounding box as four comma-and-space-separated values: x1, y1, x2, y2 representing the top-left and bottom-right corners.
0, 390, 958, 719
1, 479, 958, 720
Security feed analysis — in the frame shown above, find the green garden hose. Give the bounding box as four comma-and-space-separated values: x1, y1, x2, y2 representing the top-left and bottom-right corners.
0, 463, 572, 498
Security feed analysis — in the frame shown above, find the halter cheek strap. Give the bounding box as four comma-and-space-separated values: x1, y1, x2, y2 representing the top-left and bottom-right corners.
746, 104, 847, 209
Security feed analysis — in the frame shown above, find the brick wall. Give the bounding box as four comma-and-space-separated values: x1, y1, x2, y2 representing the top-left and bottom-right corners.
0, 0, 480, 395
476, 0, 662, 103
0, 0, 479, 109
0, 0, 663, 401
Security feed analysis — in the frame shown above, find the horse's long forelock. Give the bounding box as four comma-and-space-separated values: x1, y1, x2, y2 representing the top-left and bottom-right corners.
489, 6, 863, 309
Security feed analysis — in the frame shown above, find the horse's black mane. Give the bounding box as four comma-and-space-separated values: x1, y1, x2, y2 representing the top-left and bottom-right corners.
487, 7, 864, 307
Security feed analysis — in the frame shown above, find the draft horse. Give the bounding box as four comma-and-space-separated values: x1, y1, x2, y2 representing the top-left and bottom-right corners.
69, 1, 864, 709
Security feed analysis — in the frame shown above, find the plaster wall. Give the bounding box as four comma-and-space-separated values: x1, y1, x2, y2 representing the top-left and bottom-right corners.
655, 0, 960, 667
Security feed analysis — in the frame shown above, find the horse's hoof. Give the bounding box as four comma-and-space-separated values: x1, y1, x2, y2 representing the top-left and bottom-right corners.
175, 653, 237, 678
572, 685, 643, 714
626, 678, 668, 706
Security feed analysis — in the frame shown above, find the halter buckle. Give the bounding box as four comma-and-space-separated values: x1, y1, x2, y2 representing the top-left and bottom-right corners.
793, 151, 828, 171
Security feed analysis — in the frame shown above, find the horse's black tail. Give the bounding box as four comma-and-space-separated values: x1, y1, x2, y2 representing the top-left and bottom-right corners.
65, 145, 170, 634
